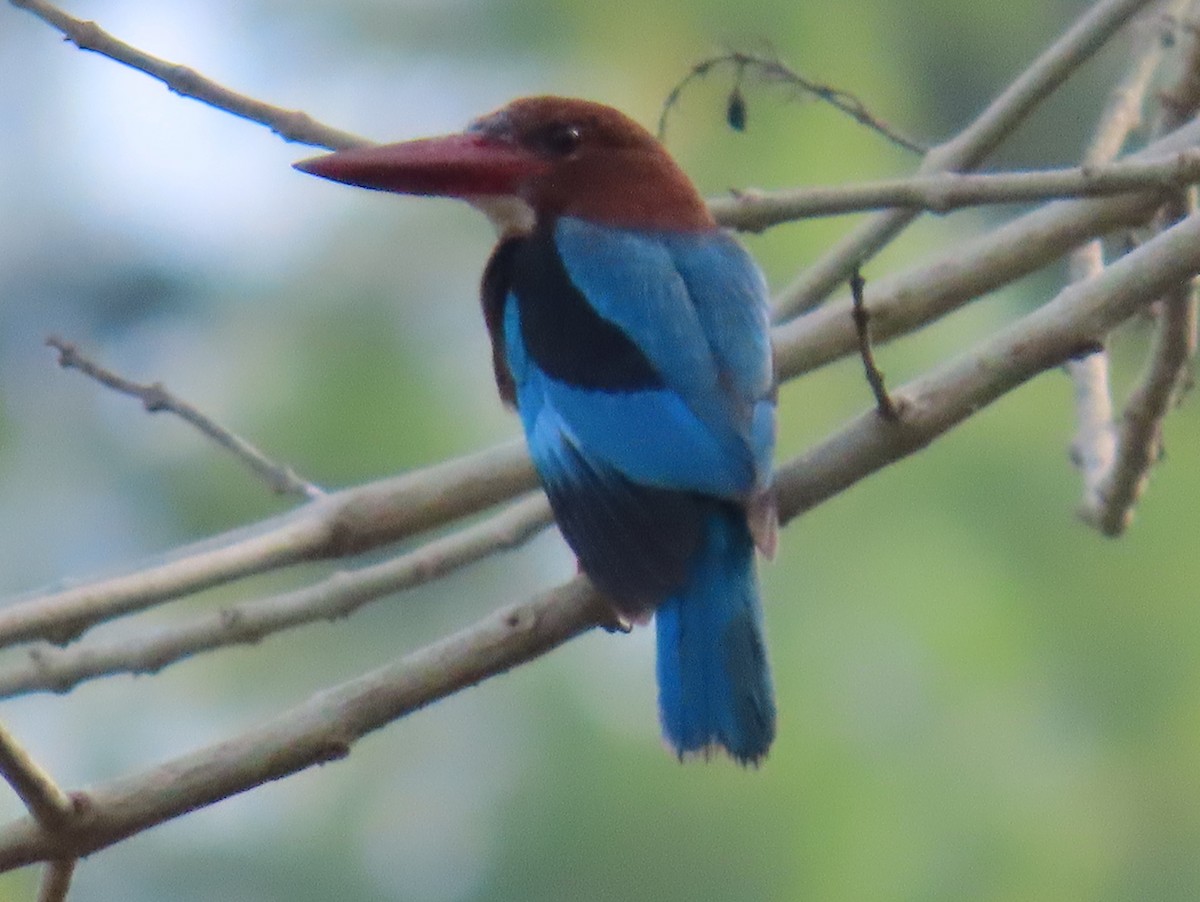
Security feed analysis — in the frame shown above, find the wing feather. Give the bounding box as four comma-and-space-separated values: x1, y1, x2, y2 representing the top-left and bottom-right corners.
500, 219, 776, 604
546, 218, 774, 498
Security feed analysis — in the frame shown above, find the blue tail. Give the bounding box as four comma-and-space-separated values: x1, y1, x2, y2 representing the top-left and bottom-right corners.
655, 505, 775, 765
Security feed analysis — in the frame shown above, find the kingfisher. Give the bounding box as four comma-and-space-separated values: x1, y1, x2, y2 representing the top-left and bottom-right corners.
296, 96, 777, 764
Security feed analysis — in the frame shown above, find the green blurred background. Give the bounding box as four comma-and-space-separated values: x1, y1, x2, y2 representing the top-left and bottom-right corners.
3, 0, 1200, 900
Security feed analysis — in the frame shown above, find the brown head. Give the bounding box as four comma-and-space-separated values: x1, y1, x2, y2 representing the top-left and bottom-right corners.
295, 96, 715, 235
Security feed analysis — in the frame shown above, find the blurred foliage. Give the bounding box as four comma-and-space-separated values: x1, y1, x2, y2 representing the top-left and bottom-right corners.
2, 0, 1200, 901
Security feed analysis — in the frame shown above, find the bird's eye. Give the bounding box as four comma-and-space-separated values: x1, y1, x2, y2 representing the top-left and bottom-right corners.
540, 123, 583, 157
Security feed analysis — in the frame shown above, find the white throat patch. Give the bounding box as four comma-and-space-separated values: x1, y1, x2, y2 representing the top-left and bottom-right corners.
469, 195, 536, 238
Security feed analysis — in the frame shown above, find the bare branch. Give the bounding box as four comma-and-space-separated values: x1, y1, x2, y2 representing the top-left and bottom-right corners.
9, 0, 1178, 250
1066, 0, 1181, 515
1069, 357, 1120, 515
1090, 282, 1198, 533
48, 336, 321, 500
0, 441, 536, 649
1074, 0, 1200, 531
0, 577, 609, 871
1088, 0, 1200, 533
712, 152, 1200, 229
5, 0, 1200, 891
11, 0, 1168, 237
4, 111, 1197, 659
0, 494, 552, 697
773, 114, 1200, 382
0, 723, 76, 832
776, 207, 1200, 521
36, 860, 75, 902
773, 0, 1164, 321
8, 0, 370, 150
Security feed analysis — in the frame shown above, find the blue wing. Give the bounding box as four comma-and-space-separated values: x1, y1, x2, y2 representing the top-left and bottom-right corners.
496, 218, 775, 611
539, 217, 774, 499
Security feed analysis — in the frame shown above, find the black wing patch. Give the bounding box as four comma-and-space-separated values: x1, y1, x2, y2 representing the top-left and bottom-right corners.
508, 223, 663, 392
538, 429, 706, 615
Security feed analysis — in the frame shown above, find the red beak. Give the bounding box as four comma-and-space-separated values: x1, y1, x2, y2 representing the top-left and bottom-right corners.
293, 133, 547, 199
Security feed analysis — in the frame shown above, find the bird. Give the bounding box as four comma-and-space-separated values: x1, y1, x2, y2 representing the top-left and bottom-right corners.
295, 96, 777, 764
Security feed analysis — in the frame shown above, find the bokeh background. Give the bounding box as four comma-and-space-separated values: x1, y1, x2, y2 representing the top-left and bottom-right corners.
3, 0, 1200, 899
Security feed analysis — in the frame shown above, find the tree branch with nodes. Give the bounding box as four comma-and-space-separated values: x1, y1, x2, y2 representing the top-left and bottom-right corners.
46, 337, 323, 499
0, 722, 80, 900
1070, 0, 1200, 533
4, 0, 1200, 894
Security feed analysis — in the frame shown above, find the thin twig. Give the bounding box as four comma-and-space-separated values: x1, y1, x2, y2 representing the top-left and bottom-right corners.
775, 207, 1200, 522
848, 268, 900, 420
1067, 245, 1121, 506
9, 0, 369, 150
36, 859, 76, 902
1067, 344, 1118, 511
0, 495, 552, 698
658, 50, 925, 153
48, 337, 322, 500
1084, 5, 1200, 532
3, 204, 1200, 872
1091, 281, 1198, 533
713, 151, 1200, 229
772, 0, 1163, 322
1066, 0, 1183, 521
1070, 0, 1200, 532
772, 114, 1200, 383
0, 439, 536, 650
0, 723, 76, 832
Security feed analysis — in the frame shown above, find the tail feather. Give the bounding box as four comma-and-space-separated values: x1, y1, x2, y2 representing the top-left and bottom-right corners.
655, 505, 775, 765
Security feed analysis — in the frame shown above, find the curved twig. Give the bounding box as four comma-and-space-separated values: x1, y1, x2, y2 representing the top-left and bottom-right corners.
9, 0, 370, 150
47, 337, 322, 499
658, 50, 925, 153
772, 0, 1164, 321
